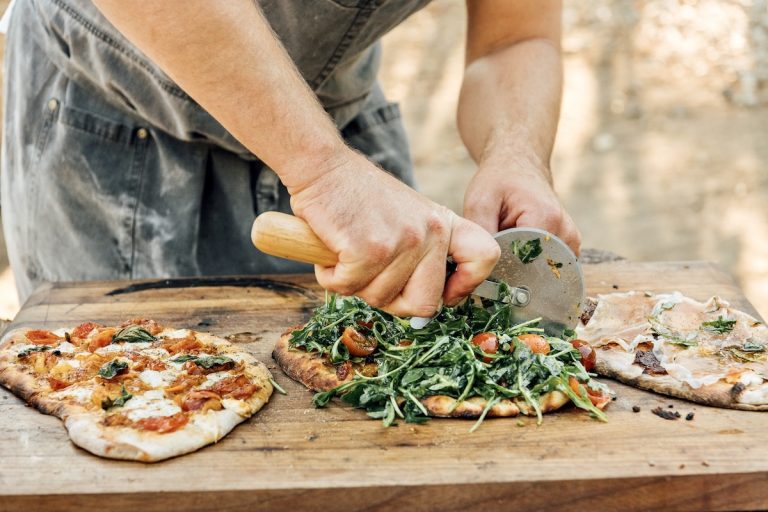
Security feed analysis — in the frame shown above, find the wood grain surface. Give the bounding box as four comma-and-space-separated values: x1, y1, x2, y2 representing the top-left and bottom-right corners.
1, 261, 767, 512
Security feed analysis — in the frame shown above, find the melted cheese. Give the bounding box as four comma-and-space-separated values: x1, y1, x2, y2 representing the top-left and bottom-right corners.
200, 372, 231, 389
55, 342, 76, 354
139, 347, 170, 359
96, 342, 152, 354
122, 390, 181, 421
139, 369, 177, 388
162, 329, 191, 339
50, 385, 93, 403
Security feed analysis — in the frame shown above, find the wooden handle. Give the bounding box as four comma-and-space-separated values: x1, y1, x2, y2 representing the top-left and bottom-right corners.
251, 212, 338, 267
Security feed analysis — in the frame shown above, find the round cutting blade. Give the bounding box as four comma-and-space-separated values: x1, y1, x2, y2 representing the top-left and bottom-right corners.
488, 227, 585, 336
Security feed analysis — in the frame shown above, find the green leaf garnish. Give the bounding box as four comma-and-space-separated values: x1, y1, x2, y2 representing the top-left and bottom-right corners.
701, 316, 737, 334
171, 354, 235, 369
98, 359, 129, 379
18, 345, 51, 358
510, 239, 542, 264
112, 325, 157, 343
101, 385, 133, 410
303, 284, 609, 430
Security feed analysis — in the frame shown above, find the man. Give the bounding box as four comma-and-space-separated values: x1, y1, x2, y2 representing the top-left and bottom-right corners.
1, 0, 579, 316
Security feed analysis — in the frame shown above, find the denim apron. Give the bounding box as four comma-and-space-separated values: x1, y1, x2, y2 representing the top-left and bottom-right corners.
1, 0, 431, 300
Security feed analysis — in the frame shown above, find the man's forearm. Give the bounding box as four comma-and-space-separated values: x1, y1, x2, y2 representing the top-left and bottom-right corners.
92, 0, 344, 191
457, 39, 562, 182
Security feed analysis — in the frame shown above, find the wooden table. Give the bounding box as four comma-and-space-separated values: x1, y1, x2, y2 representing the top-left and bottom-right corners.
1, 261, 767, 511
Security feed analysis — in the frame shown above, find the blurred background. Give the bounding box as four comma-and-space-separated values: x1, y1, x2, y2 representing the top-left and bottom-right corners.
0, 0, 766, 319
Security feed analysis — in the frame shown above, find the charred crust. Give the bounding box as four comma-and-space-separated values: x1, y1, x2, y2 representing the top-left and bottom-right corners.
730, 382, 746, 400
580, 297, 598, 325
633, 350, 668, 375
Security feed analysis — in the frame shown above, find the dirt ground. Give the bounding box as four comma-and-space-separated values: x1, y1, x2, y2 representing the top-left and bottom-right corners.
0, 1, 766, 319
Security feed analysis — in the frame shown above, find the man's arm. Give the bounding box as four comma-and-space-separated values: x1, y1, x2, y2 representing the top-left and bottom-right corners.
92, 0, 500, 312
458, 0, 581, 253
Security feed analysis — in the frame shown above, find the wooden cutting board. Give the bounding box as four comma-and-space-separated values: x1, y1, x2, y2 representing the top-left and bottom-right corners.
1, 261, 767, 512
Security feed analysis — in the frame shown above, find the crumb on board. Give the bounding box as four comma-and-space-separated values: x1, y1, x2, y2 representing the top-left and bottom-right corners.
632, 405, 641, 413
686, 412, 695, 421
651, 406, 678, 420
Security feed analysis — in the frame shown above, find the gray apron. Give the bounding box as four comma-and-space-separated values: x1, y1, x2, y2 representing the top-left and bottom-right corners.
1, 0, 431, 300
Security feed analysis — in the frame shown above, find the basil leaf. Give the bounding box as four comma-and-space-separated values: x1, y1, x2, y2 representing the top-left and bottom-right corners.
510, 239, 542, 264
701, 316, 737, 334
18, 345, 51, 358
112, 325, 157, 343
171, 354, 235, 369
98, 359, 129, 379
101, 385, 133, 410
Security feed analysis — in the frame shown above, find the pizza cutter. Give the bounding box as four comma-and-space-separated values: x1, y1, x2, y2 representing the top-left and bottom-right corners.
251, 212, 585, 336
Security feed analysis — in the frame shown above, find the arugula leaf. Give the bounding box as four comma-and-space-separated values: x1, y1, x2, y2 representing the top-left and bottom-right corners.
741, 340, 765, 353
98, 359, 129, 379
701, 316, 737, 334
101, 385, 133, 410
648, 317, 698, 347
170, 355, 235, 369
112, 325, 157, 343
18, 345, 51, 358
510, 239, 542, 264
303, 285, 611, 430
720, 346, 765, 363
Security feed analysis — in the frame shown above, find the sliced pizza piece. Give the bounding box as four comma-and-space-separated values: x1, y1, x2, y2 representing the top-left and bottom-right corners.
576, 291, 768, 410
0, 319, 274, 462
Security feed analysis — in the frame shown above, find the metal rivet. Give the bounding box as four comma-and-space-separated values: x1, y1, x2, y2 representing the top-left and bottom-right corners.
47, 99, 58, 111
136, 128, 148, 140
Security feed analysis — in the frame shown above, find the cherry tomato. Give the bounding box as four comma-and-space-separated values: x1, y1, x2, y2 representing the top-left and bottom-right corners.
471, 332, 499, 362
71, 322, 101, 341
181, 390, 222, 412
341, 326, 378, 357
335, 360, 352, 380
568, 376, 610, 409
88, 328, 117, 352
210, 375, 258, 400
47, 377, 70, 391
571, 339, 596, 372
137, 412, 189, 433
517, 334, 551, 354
26, 329, 62, 345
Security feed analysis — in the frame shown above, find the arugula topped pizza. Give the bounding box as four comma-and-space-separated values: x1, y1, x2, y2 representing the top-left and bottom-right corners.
274, 290, 612, 430
576, 291, 768, 410
0, 318, 274, 461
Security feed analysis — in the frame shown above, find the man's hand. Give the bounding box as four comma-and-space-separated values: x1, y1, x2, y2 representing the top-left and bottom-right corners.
91, 0, 501, 315
463, 154, 581, 254
288, 150, 500, 316
459, 1, 581, 253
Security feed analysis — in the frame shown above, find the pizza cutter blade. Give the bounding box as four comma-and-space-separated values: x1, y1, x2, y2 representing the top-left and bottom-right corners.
473, 227, 586, 337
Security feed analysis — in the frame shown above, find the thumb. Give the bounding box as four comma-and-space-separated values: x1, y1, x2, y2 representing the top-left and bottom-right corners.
443, 215, 500, 306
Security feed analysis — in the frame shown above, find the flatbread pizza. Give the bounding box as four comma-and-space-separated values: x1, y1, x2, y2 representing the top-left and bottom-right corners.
274, 291, 612, 428
0, 318, 274, 461
576, 291, 768, 410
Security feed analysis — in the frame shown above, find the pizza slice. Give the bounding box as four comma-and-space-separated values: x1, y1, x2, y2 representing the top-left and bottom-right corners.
576, 291, 768, 410
0, 318, 274, 461
274, 292, 612, 429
